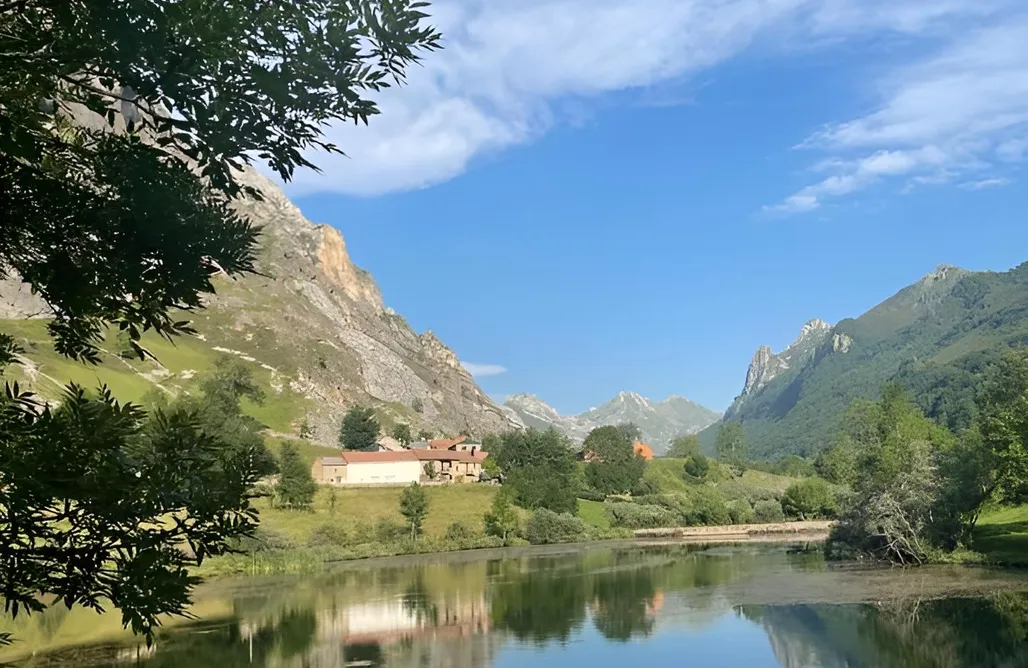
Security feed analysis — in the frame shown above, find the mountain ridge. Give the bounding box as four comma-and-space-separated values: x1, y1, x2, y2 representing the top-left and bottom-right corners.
0, 167, 517, 444
706, 261, 1028, 459
504, 391, 720, 453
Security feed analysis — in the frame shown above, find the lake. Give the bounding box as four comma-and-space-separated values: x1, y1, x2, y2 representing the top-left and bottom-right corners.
3, 541, 1028, 667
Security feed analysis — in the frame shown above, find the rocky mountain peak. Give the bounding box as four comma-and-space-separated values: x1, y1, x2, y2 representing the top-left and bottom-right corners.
314, 225, 383, 310
743, 345, 782, 397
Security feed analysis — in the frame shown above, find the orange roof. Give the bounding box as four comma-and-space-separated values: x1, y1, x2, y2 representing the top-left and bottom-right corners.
429, 435, 468, 450
321, 451, 420, 465
414, 449, 487, 463
633, 441, 654, 461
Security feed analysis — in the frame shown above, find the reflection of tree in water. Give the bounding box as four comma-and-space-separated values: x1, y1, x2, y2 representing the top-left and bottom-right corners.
740, 592, 1028, 668
489, 558, 590, 645
589, 566, 657, 641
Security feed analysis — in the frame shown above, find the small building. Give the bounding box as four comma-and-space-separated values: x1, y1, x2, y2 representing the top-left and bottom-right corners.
633, 440, 655, 461
312, 451, 421, 486
413, 449, 487, 483
429, 435, 468, 450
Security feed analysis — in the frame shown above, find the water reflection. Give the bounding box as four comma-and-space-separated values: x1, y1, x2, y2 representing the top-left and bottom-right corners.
4, 542, 1028, 668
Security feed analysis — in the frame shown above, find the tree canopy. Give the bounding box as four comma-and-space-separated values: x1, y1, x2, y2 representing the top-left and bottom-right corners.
495, 428, 578, 514
339, 406, 380, 451
276, 442, 316, 510
715, 421, 747, 464
399, 483, 429, 540
583, 425, 645, 495
0, 0, 442, 645
667, 434, 701, 459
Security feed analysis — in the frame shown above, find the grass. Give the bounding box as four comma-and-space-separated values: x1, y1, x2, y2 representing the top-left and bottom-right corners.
249, 484, 504, 545
577, 499, 610, 529
974, 504, 1028, 566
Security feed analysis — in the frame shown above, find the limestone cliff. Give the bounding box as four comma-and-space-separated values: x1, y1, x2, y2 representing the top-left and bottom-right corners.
0, 167, 516, 442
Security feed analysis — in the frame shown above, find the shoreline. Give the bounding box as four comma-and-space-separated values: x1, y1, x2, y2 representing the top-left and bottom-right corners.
633, 520, 836, 539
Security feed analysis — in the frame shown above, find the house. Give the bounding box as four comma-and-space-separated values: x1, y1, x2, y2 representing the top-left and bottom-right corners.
576, 440, 654, 462
312, 451, 421, 486
413, 449, 487, 483
428, 435, 467, 450
311, 448, 489, 485
633, 441, 655, 461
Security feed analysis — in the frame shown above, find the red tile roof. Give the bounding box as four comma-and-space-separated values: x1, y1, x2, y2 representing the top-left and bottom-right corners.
413, 449, 487, 462
429, 435, 468, 450
327, 451, 420, 464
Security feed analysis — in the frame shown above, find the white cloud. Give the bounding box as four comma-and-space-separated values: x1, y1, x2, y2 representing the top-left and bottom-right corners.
270, 0, 1011, 197
461, 362, 508, 378
960, 177, 1013, 190
772, 16, 1028, 213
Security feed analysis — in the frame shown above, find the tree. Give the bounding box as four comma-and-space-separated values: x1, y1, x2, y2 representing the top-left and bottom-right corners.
977, 349, 1028, 504
0, 0, 441, 644
276, 442, 317, 510
782, 479, 838, 520
496, 428, 578, 514
484, 490, 520, 543
339, 406, 380, 451
584, 425, 645, 495
667, 434, 701, 459
418, 429, 434, 441
815, 444, 859, 486
424, 461, 437, 480
715, 421, 748, 464
399, 483, 430, 540
180, 356, 278, 478
392, 423, 414, 446
683, 453, 710, 479
617, 422, 642, 444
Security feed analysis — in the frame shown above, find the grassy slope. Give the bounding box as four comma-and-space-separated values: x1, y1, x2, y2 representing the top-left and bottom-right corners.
253, 484, 506, 545
1, 318, 311, 434
974, 505, 1028, 566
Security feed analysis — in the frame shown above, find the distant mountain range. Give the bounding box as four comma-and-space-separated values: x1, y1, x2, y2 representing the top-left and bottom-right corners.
503, 391, 720, 454
702, 262, 1028, 459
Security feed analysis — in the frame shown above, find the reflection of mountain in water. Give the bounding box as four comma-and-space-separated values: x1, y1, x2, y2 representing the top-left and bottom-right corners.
741, 593, 1028, 668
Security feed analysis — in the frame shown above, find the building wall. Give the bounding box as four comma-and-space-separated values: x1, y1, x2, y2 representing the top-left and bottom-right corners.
346, 460, 421, 485
313, 463, 348, 485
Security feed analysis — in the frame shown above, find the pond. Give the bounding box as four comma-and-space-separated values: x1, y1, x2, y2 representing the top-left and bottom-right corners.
3, 541, 1028, 667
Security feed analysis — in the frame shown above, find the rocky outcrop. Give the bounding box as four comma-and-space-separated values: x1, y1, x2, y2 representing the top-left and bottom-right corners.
726, 318, 833, 418
503, 391, 720, 453
0, 166, 517, 442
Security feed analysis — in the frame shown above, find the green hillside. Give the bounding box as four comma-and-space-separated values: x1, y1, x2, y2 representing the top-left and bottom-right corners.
715, 262, 1028, 459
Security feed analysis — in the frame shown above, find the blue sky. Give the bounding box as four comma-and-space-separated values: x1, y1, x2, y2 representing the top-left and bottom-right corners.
282, 0, 1028, 415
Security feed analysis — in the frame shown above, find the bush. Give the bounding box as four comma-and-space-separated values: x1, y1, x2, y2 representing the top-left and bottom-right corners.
683, 454, 710, 479
307, 524, 350, 548
631, 478, 660, 497
754, 499, 786, 523
606, 502, 677, 529
525, 509, 588, 545
685, 486, 732, 526
728, 500, 755, 525
236, 528, 295, 553
577, 488, 607, 502
445, 521, 476, 542
375, 518, 407, 543
782, 478, 839, 519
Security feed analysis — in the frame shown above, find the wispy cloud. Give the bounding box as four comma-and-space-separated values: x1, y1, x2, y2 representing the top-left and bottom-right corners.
462, 362, 508, 378
269, 0, 1013, 197
960, 177, 1013, 190
769, 16, 1028, 213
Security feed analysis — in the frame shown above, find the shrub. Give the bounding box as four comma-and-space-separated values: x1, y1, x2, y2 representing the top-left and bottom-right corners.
683, 454, 710, 479
782, 478, 839, 519
375, 518, 407, 543
631, 478, 660, 497
606, 502, 677, 529
577, 488, 607, 502
236, 528, 295, 553
754, 499, 786, 523
684, 486, 731, 526
525, 509, 588, 545
484, 491, 520, 543
728, 500, 756, 525
307, 524, 350, 548
445, 521, 476, 542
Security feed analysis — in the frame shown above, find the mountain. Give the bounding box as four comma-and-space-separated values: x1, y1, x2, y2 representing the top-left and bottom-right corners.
706, 262, 1028, 459
0, 167, 516, 444
504, 391, 721, 453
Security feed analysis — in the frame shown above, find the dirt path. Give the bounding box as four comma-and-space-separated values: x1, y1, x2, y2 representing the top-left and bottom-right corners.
634, 520, 835, 539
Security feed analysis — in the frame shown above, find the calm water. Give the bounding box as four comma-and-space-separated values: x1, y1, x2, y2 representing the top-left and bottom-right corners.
4, 542, 1028, 667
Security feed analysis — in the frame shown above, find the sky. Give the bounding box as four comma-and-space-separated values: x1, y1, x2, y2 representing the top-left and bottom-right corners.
278, 0, 1028, 416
